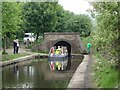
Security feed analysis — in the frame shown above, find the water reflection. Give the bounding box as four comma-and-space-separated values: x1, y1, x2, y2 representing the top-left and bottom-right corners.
66, 54, 71, 70
2, 58, 82, 88
13, 65, 19, 80
13, 65, 18, 73
23, 65, 34, 77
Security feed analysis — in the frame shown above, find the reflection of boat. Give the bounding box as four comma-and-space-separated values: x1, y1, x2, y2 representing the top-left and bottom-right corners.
48, 47, 68, 71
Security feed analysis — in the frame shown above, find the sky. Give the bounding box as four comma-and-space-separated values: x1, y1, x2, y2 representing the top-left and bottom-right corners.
58, 0, 93, 15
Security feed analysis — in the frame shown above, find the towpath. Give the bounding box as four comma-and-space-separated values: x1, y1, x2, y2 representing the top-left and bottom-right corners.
67, 55, 95, 89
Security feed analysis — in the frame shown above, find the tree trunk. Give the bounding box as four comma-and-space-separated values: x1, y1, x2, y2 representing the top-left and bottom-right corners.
6, 37, 10, 49
2, 36, 7, 54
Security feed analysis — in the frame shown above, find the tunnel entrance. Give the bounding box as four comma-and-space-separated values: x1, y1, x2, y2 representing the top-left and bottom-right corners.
54, 41, 71, 70
54, 41, 71, 55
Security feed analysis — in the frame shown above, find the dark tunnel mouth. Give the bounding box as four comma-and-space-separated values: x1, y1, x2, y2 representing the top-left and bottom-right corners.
54, 41, 71, 55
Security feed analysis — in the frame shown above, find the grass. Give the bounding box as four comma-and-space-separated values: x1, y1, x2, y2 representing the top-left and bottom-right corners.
82, 36, 118, 88
92, 52, 118, 88
25, 38, 44, 49
2, 53, 30, 61
81, 37, 92, 54
33, 38, 44, 45
32, 49, 48, 54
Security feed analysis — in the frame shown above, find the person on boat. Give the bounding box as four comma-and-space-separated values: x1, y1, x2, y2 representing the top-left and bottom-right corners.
55, 49, 59, 55
64, 49, 68, 55
50, 47, 54, 56
55, 46, 61, 55
61, 46, 64, 56
58, 46, 61, 53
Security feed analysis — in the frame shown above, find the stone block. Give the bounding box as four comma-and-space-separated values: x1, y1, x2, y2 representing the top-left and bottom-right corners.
68, 81, 84, 88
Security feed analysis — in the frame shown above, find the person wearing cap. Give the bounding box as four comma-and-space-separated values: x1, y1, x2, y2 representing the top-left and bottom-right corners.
55, 49, 60, 55
55, 46, 61, 55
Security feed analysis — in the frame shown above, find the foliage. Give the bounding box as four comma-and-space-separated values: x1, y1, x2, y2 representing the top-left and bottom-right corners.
65, 14, 92, 37
22, 2, 92, 38
2, 2, 93, 48
2, 2, 23, 39
93, 52, 118, 88
32, 38, 44, 45
32, 49, 49, 54
2, 2, 23, 53
0, 2, 1, 32
22, 2, 61, 40
2, 53, 30, 61
53, 9, 74, 32
82, 37, 92, 54
0, 34, 2, 48
26, 38, 43, 48
91, 2, 119, 66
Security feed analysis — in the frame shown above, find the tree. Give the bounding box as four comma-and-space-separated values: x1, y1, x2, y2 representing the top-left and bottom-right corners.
53, 8, 74, 32
91, 2, 119, 67
0, 2, 1, 28
22, 2, 61, 40
65, 14, 92, 37
2, 2, 23, 54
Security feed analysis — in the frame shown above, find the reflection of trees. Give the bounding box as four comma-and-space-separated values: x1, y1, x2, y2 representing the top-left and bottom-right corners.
2, 65, 19, 87
2, 59, 73, 88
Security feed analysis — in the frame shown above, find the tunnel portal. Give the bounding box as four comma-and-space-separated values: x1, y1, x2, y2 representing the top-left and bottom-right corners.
54, 41, 71, 55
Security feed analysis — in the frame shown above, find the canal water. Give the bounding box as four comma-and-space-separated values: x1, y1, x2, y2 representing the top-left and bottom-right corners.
2, 58, 82, 88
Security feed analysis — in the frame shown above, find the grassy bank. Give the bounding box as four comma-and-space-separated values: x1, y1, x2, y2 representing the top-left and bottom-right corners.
82, 37, 118, 88
92, 52, 118, 88
2, 53, 30, 61
81, 37, 90, 54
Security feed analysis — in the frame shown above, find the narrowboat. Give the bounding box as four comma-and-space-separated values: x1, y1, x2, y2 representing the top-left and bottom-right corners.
48, 46, 68, 71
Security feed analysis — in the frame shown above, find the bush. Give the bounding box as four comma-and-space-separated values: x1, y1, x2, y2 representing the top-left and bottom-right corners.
25, 44, 32, 49
93, 52, 118, 88
32, 49, 48, 54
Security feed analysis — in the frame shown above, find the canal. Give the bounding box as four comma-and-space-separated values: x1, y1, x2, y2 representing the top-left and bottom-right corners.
2, 57, 82, 88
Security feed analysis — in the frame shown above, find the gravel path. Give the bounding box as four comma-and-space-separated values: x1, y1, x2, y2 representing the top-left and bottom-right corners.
4, 44, 34, 55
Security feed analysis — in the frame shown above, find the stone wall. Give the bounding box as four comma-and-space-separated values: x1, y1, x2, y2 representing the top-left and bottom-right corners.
34, 32, 84, 53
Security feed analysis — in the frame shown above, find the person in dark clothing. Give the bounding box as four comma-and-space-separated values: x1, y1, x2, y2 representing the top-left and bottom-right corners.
16, 39, 19, 53
13, 40, 17, 54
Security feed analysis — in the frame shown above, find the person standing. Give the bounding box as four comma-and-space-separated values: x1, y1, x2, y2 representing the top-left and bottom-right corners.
13, 40, 17, 54
16, 39, 19, 53
26, 39, 30, 48
87, 42, 91, 54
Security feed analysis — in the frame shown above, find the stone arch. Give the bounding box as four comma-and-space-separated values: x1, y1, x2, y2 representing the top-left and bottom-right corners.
35, 32, 84, 54
53, 39, 71, 56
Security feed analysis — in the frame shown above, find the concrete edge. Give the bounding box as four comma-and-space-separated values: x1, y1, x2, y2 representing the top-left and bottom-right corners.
0, 53, 48, 67
67, 55, 89, 88
0, 53, 83, 68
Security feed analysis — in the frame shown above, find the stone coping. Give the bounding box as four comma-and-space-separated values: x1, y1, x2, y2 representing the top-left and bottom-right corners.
67, 55, 89, 88
0, 53, 48, 67
0, 53, 84, 68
